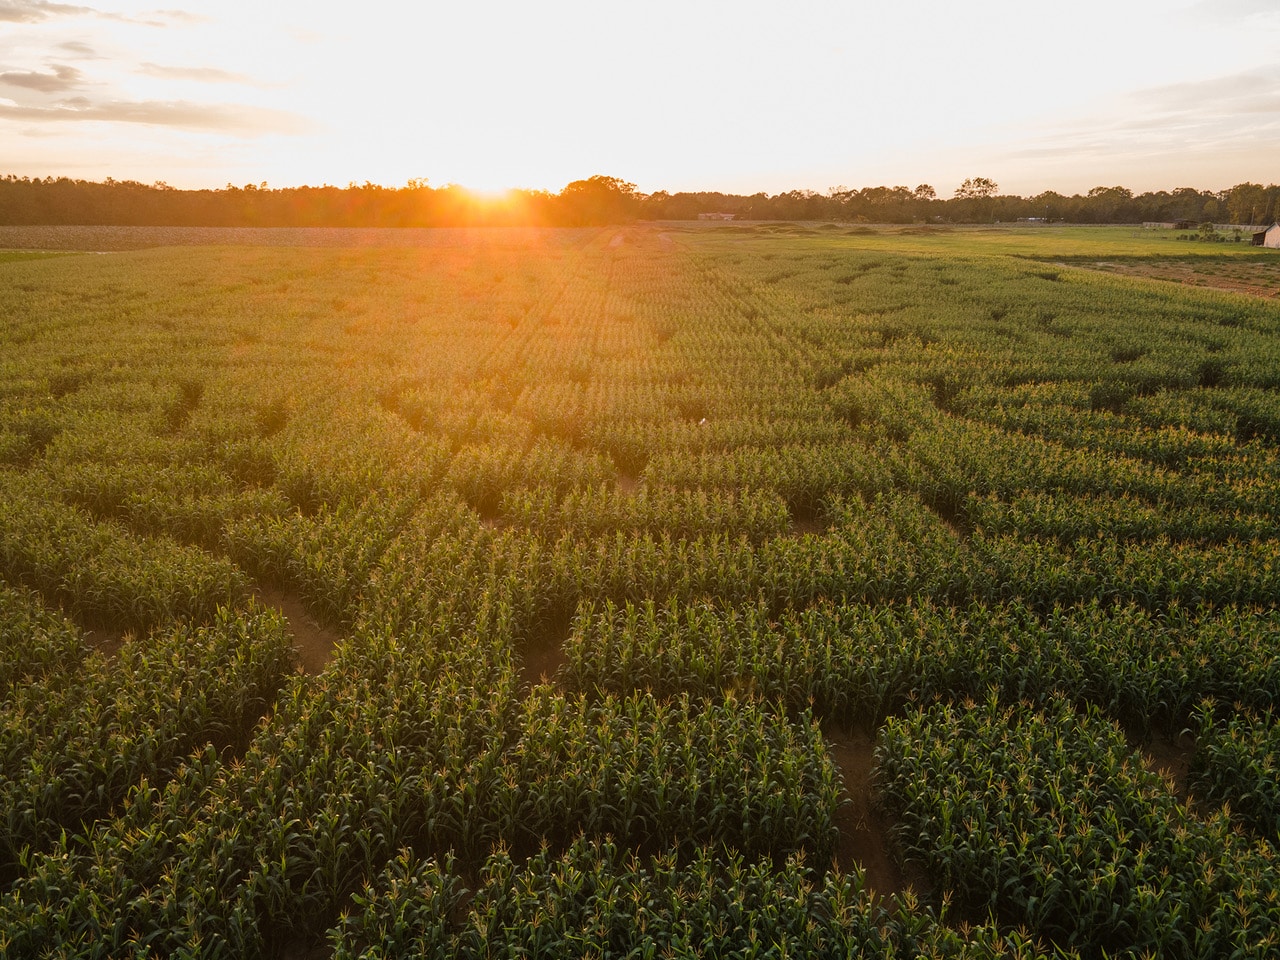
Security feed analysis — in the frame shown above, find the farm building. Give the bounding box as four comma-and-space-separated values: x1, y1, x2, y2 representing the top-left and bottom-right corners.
697, 212, 736, 221
1252, 224, 1280, 247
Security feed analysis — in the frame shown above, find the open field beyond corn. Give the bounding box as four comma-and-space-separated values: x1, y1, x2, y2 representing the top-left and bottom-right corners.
2, 223, 1280, 958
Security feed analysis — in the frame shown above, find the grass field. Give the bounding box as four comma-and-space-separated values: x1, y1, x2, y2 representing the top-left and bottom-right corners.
2, 223, 1279, 958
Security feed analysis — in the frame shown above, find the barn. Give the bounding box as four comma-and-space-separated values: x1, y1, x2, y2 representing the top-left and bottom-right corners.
1252, 223, 1280, 248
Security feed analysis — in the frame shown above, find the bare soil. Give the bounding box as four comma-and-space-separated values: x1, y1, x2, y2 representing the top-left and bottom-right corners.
277, 941, 331, 960
1083, 259, 1280, 299
1133, 730, 1198, 799
84, 627, 131, 658
787, 516, 829, 538
823, 725, 920, 899
522, 640, 569, 688
520, 606, 574, 689
255, 587, 342, 674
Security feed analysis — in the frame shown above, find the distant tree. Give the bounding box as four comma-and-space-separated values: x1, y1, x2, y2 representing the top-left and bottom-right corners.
1032, 190, 1067, 221
559, 175, 640, 225
952, 177, 999, 221
954, 177, 998, 200
1227, 182, 1268, 225
1083, 186, 1135, 223
912, 184, 937, 221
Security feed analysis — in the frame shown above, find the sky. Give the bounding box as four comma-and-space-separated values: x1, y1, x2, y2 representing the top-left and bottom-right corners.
1, 0, 1278, 198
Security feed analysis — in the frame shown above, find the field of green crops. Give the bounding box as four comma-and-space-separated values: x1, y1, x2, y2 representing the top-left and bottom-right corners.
2, 223, 1279, 958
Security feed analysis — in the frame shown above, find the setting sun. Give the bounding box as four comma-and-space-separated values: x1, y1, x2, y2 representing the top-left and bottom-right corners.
1, 0, 1276, 195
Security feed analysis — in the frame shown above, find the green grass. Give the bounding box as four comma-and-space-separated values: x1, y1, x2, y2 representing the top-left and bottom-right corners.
0, 249, 83, 263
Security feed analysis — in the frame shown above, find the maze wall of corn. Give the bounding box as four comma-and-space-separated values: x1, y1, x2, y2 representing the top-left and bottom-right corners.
2, 223, 1279, 958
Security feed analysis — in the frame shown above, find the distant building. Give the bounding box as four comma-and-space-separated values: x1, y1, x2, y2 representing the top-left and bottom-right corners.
697, 212, 736, 221
1253, 224, 1280, 248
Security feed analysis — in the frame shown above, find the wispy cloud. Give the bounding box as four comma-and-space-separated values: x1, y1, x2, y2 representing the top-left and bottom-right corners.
0, 0, 197, 24
146, 8, 209, 24
0, 0, 94, 22
0, 64, 84, 92
56, 40, 100, 58
1008, 65, 1280, 166
0, 96, 316, 134
138, 62, 252, 84
1134, 66, 1280, 118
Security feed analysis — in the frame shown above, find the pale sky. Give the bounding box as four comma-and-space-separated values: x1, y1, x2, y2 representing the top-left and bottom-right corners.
1, 0, 1277, 197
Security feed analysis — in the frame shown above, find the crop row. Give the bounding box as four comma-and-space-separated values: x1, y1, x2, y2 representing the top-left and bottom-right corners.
1190, 705, 1280, 843
0, 625, 840, 954
0, 471, 250, 632
877, 696, 1280, 957
0, 603, 294, 876
331, 840, 1064, 960
560, 595, 1280, 732
0, 581, 88, 694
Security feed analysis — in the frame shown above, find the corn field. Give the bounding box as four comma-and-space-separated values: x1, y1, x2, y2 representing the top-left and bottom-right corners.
1, 224, 1278, 957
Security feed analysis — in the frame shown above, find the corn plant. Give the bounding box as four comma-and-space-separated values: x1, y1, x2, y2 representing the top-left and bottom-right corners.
877, 695, 1280, 957
1189, 702, 1280, 842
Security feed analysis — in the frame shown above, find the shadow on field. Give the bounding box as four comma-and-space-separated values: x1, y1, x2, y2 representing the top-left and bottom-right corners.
1127, 726, 1198, 800
520, 605, 573, 689
83, 625, 131, 658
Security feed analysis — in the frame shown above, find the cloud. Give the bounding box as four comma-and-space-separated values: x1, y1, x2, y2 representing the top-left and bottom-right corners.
56, 40, 100, 57
1008, 65, 1280, 166
0, 64, 84, 92
1134, 66, 1280, 117
0, 0, 93, 22
0, 96, 317, 134
145, 8, 210, 24
1187, 0, 1280, 22
138, 62, 251, 84
0, 0, 196, 24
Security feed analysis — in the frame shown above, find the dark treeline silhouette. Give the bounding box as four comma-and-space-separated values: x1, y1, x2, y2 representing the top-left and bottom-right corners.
2, 173, 1278, 227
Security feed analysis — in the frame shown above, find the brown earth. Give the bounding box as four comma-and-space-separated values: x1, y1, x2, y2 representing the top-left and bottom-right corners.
84, 626, 131, 658
787, 516, 829, 538
520, 606, 574, 689
77, 589, 340, 674
522, 639, 569, 688
823, 725, 921, 899
254, 587, 342, 674
1132, 730, 1198, 800
1083, 259, 1280, 299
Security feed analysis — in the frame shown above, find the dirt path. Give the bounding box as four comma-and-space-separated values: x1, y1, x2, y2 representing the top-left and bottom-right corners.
787, 516, 829, 538
519, 606, 574, 689
824, 725, 916, 898
84, 626, 131, 658
77, 587, 341, 675
1131, 730, 1198, 799
254, 587, 342, 674
1081, 260, 1280, 298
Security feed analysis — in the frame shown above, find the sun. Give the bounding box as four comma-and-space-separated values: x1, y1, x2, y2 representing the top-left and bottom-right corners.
456, 180, 524, 201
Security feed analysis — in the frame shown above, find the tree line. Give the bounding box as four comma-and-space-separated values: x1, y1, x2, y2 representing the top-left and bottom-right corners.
1, 173, 1277, 227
